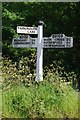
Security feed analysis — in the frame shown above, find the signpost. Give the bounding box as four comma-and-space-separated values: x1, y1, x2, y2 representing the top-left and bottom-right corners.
12, 21, 73, 81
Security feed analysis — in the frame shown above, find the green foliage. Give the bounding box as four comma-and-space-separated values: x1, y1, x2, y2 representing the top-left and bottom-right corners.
2, 43, 37, 61
2, 54, 36, 89
2, 56, 78, 90
2, 2, 80, 73
44, 61, 78, 90
2, 77, 78, 118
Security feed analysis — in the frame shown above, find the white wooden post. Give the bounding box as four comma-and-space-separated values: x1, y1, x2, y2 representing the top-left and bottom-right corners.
35, 21, 44, 81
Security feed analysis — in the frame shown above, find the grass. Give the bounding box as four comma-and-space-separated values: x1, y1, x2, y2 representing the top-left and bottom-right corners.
2, 79, 78, 118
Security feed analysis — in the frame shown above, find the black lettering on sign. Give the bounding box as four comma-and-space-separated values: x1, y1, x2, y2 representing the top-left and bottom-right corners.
18, 27, 37, 31
30, 30, 35, 33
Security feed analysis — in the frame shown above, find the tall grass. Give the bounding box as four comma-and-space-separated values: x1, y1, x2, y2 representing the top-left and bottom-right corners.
2, 78, 78, 118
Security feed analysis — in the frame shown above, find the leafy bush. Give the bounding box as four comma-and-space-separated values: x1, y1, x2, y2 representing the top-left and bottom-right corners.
2, 56, 78, 90
44, 62, 78, 90
2, 54, 36, 88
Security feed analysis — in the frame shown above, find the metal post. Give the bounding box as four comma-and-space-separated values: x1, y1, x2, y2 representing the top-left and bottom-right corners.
35, 21, 44, 81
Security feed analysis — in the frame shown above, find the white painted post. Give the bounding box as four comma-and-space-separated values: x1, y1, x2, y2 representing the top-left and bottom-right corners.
35, 21, 44, 81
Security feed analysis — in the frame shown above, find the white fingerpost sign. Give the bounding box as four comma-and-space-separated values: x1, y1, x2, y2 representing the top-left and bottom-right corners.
17, 26, 38, 34
12, 21, 73, 81
12, 35, 37, 48
43, 34, 73, 48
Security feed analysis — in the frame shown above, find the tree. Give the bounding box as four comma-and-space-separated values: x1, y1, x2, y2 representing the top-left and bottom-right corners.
2, 2, 80, 72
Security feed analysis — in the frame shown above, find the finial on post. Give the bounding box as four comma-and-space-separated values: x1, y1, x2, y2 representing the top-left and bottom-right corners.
36, 20, 44, 26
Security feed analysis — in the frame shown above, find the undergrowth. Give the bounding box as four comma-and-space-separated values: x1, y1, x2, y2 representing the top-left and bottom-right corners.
2, 57, 79, 118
